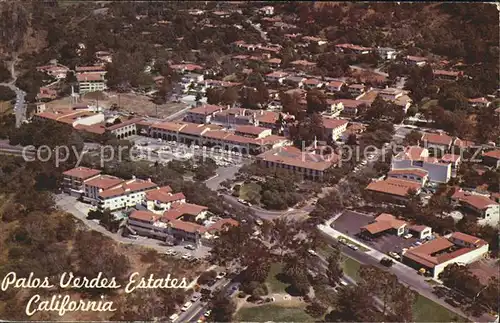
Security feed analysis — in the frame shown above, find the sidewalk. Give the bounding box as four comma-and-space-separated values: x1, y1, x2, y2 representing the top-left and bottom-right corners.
319, 222, 431, 279
318, 219, 476, 322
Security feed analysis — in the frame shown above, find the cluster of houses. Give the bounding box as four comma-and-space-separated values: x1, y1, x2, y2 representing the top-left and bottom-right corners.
62, 167, 238, 246
365, 133, 499, 226
36, 60, 108, 97
359, 213, 490, 280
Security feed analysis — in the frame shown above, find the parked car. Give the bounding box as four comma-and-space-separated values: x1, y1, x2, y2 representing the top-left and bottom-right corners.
185, 244, 196, 250
403, 233, 413, 239
216, 272, 227, 279
380, 257, 394, 267
255, 219, 263, 226
348, 244, 359, 251
169, 313, 180, 322
181, 301, 193, 311
388, 252, 401, 260
308, 249, 318, 257
190, 293, 201, 302
204, 310, 212, 317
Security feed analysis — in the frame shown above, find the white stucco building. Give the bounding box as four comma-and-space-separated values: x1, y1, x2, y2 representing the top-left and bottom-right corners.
391, 146, 452, 183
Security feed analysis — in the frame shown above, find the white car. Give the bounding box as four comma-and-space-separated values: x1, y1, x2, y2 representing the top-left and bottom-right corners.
182, 254, 191, 260
181, 301, 193, 311
255, 219, 263, 226
348, 244, 359, 251
403, 234, 413, 239
216, 272, 227, 279
190, 293, 200, 302
169, 313, 180, 322
308, 249, 318, 257
185, 244, 196, 250
204, 310, 212, 317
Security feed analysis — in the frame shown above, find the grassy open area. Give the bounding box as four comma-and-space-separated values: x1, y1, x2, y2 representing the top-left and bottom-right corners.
342, 257, 361, 281
265, 262, 290, 293
239, 182, 261, 203
236, 304, 313, 322
0, 101, 12, 114
420, 99, 438, 111
413, 295, 468, 322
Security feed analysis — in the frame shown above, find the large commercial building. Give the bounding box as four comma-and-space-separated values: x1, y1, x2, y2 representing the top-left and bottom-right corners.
391, 146, 452, 183
403, 232, 489, 279
256, 145, 339, 180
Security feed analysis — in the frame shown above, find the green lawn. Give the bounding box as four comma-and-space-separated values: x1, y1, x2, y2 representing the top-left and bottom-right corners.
265, 262, 290, 293
239, 182, 261, 203
342, 257, 361, 281
236, 304, 314, 322
334, 255, 468, 322
413, 295, 468, 322
420, 99, 438, 111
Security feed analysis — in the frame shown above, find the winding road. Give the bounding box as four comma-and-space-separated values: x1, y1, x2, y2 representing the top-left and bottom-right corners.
0, 55, 26, 128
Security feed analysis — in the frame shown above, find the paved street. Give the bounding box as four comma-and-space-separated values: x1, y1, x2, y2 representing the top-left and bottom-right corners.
0, 56, 26, 128
318, 217, 479, 322
54, 194, 210, 258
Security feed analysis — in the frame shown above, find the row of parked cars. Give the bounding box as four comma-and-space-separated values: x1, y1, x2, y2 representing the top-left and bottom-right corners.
338, 237, 360, 251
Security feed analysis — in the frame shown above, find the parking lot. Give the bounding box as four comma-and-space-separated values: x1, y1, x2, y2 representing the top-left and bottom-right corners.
332, 210, 419, 255
132, 136, 248, 167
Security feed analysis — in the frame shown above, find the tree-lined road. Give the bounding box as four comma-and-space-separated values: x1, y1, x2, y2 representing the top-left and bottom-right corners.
0, 56, 26, 128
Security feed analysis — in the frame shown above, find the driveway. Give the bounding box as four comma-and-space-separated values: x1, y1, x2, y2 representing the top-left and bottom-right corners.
55, 194, 208, 258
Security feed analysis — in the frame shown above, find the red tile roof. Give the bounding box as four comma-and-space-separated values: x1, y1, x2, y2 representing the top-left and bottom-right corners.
433, 70, 461, 77
188, 104, 225, 115
304, 78, 322, 84
450, 232, 487, 247
327, 81, 344, 88
388, 168, 429, 178
266, 71, 288, 78
483, 149, 500, 160
151, 122, 186, 132
178, 123, 211, 136
145, 186, 174, 202
408, 224, 430, 233
403, 237, 455, 268
75, 65, 106, 72
204, 130, 230, 140
440, 154, 461, 163
468, 97, 489, 104
206, 218, 239, 232
366, 178, 422, 197
421, 132, 453, 146
84, 175, 124, 190
361, 213, 407, 234
74, 123, 107, 135
235, 125, 269, 136
169, 219, 205, 233
406, 55, 427, 62
267, 58, 281, 64
76, 73, 105, 82
332, 99, 364, 109
322, 117, 348, 130
99, 179, 157, 199
257, 146, 338, 171
453, 138, 475, 149
129, 210, 158, 223
451, 188, 498, 210
106, 118, 143, 131
63, 167, 101, 180
256, 111, 280, 124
